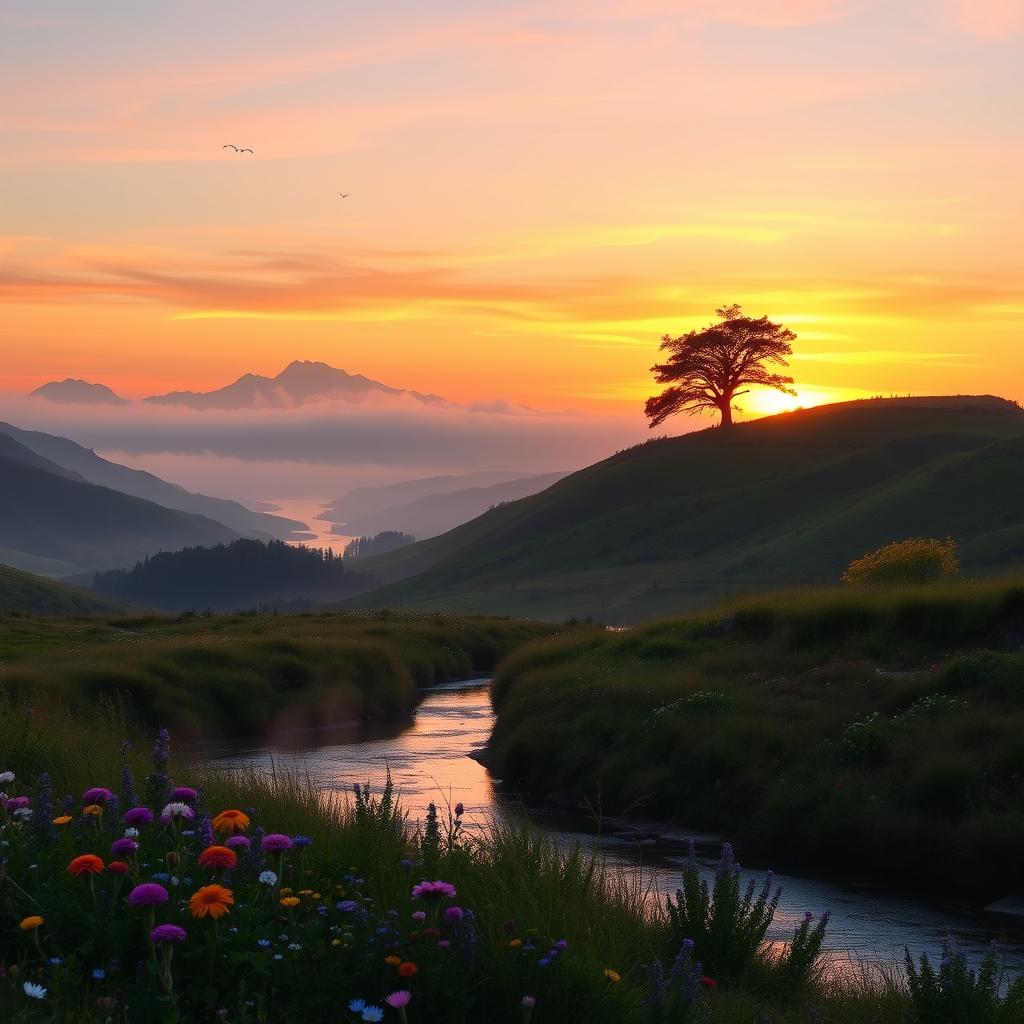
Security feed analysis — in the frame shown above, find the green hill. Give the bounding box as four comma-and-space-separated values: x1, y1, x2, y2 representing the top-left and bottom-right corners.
345, 396, 1024, 622
0, 563, 127, 616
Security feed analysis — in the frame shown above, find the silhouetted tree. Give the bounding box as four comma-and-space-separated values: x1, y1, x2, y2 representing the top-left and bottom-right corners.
343, 531, 416, 558
645, 304, 797, 428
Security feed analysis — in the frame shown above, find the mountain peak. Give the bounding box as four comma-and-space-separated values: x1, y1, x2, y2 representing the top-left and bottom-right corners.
29, 379, 126, 406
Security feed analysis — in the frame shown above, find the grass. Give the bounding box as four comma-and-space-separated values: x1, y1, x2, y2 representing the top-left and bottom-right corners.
488, 578, 1024, 899
3, 705, 1018, 1022
0, 564, 128, 617
0, 610, 555, 740
340, 395, 1024, 623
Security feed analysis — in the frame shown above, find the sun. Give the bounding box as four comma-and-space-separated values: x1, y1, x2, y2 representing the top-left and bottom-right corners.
741, 387, 838, 419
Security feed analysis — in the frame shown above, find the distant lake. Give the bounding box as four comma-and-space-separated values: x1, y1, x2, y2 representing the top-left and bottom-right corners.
261, 497, 355, 554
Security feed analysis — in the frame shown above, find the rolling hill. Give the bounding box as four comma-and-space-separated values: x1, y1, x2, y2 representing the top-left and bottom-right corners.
342, 396, 1024, 623
29, 378, 127, 405
0, 563, 128, 616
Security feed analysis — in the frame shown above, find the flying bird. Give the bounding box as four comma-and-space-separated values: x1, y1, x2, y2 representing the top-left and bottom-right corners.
222, 144, 238, 151
239, 148, 253, 154
338, 193, 351, 198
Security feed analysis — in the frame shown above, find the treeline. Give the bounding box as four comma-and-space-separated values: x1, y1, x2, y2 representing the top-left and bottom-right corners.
343, 531, 415, 558
93, 538, 379, 612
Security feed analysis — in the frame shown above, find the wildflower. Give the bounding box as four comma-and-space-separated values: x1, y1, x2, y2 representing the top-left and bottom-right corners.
700, 976, 716, 989
0, 770, 13, 784
509, 938, 523, 948
23, 981, 47, 999
124, 827, 140, 838
13, 807, 32, 821
124, 806, 154, 827
292, 835, 312, 847
128, 883, 170, 907
337, 899, 358, 912
225, 834, 251, 851
538, 958, 551, 968
287, 943, 301, 950
257, 939, 272, 948
82, 804, 103, 817
521, 996, 536, 1008
111, 838, 139, 858
411, 879, 457, 901
258, 870, 279, 886
83, 787, 115, 804
261, 833, 293, 852
348, 1000, 366, 1013
189, 884, 234, 920
386, 990, 412, 1008
68, 854, 105, 877
604, 968, 621, 983
52, 815, 72, 826
396, 961, 418, 977
160, 802, 194, 824
169, 786, 198, 803
19, 916, 44, 931
198, 845, 238, 870
280, 887, 293, 895
437, 939, 450, 949
92, 968, 106, 980
444, 906, 464, 923
361, 1008, 384, 1023
280, 896, 300, 908
107, 861, 129, 876
150, 924, 187, 943
384, 955, 402, 966
212, 809, 250, 834
6, 796, 30, 812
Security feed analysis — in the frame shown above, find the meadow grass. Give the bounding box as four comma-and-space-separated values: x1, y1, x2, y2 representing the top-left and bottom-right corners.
0, 610, 555, 739
489, 578, 1024, 897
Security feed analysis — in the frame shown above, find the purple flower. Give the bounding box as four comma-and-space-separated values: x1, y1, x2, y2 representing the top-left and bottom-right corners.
385, 990, 412, 1008
336, 900, 358, 913
128, 883, 169, 908
83, 787, 115, 804
169, 786, 198, 804
111, 838, 139, 858
261, 833, 293, 852
411, 880, 457, 901
124, 806, 154, 827
522, 996, 536, 1008
225, 835, 251, 851
150, 923, 187, 943
411, 910, 426, 922
5, 796, 30, 812
444, 906, 464, 923
437, 939, 451, 948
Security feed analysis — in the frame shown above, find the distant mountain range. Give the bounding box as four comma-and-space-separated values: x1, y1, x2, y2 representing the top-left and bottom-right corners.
29, 360, 449, 411
339, 396, 1024, 623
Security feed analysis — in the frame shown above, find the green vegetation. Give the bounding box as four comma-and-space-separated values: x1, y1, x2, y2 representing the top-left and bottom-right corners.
488, 578, 1024, 898
93, 539, 379, 611
344, 396, 1024, 623
344, 531, 417, 559
0, 564, 128, 617
843, 536, 960, 585
0, 611, 554, 740
3, 709, 1021, 1023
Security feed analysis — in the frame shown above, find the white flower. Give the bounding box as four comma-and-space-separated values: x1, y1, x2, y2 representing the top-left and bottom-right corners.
258, 870, 278, 886
287, 943, 301, 950
23, 981, 47, 999
13, 808, 33, 821
0, 771, 14, 785
124, 827, 140, 838
160, 802, 192, 820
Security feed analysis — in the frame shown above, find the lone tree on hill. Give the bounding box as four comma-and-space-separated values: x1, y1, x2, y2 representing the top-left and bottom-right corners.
645, 304, 797, 428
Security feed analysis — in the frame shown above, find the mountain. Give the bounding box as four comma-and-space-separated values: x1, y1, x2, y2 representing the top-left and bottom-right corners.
0, 432, 83, 480
0, 456, 239, 575
29, 378, 127, 405
0, 422, 306, 541
324, 471, 549, 530
0, 563, 130, 615
332, 472, 568, 539
340, 396, 1024, 623
143, 360, 448, 410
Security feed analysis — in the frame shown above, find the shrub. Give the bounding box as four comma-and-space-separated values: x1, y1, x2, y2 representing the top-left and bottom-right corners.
841, 538, 960, 586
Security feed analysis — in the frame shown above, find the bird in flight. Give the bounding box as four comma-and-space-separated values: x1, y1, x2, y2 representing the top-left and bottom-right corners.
240, 148, 253, 154
222, 144, 238, 151
338, 192, 351, 198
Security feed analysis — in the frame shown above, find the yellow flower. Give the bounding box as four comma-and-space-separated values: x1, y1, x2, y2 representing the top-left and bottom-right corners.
603, 968, 622, 983
509, 938, 523, 949
312, 892, 322, 900
331, 938, 342, 947
52, 815, 72, 826
82, 804, 103, 817
280, 896, 300, 908
279, 887, 293, 896
19, 916, 44, 931
298, 889, 313, 896
384, 955, 402, 966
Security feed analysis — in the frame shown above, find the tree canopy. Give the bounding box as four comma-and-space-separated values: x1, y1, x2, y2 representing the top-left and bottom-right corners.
645, 304, 797, 428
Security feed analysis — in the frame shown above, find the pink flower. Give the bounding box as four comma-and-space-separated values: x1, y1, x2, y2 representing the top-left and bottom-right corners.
124, 806, 154, 827
260, 833, 293, 852
128, 883, 169, 907
411, 880, 457, 901
443, 906, 464, 923
386, 991, 412, 1009
4, 796, 30, 812
169, 786, 198, 803
82, 787, 115, 804
411, 910, 426, 923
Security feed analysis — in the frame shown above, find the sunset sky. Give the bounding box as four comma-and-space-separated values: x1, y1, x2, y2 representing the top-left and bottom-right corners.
2, 0, 1023, 419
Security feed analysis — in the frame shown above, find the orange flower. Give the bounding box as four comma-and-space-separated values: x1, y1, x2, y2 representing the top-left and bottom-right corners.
68, 854, 105, 877
188, 884, 234, 920
19, 916, 44, 931
384, 955, 402, 966
197, 845, 237, 870
280, 896, 300, 908
397, 961, 419, 978
604, 968, 622, 983
52, 815, 72, 826
211, 809, 250, 835
509, 938, 523, 949
82, 804, 103, 817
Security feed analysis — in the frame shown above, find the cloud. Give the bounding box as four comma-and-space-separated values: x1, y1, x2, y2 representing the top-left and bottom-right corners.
935, 0, 1024, 38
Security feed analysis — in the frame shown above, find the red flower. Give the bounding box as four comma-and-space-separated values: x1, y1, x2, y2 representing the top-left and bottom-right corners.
107, 861, 130, 876
68, 854, 105, 877
700, 976, 717, 990
197, 845, 238, 870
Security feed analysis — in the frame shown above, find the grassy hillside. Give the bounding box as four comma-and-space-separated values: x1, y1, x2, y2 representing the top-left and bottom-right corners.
0, 455, 239, 574
347, 396, 1024, 622
0, 610, 554, 739
488, 578, 1024, 898
0, 563, 129, 616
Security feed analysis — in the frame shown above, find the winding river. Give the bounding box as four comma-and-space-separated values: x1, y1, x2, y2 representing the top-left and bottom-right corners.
204, 680, 1024, 981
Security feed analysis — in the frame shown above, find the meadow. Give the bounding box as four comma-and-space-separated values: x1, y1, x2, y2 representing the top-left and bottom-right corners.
3, 705, 1022, 1023
0, 611, 554, 740
488, 578, 1024, 898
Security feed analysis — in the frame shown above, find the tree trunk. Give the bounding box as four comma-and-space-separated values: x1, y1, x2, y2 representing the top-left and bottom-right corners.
717, 399, 734, 428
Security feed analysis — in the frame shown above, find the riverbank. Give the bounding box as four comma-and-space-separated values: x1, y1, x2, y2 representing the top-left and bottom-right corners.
0, 611, 556, 740
487, 579, 1024, 902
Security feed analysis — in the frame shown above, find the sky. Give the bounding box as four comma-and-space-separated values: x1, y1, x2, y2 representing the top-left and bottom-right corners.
2, 0, 1023, 423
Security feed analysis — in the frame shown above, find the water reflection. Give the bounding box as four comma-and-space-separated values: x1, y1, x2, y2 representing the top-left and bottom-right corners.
202, 681, 1024, 980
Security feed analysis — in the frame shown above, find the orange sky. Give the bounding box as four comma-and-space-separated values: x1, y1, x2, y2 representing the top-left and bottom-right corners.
2, 0, 1022, 419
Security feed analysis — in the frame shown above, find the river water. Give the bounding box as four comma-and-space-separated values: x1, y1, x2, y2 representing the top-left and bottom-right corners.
204, 681, 1024, 982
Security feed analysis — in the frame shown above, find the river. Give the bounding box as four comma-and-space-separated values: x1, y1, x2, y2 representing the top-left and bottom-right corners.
204, 680, 1024, 982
